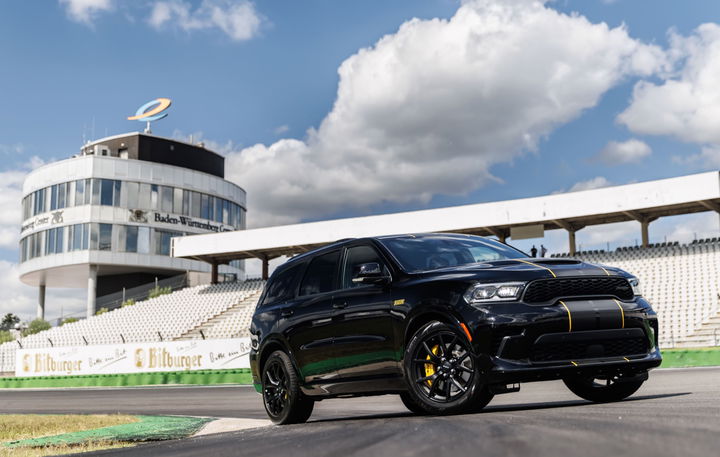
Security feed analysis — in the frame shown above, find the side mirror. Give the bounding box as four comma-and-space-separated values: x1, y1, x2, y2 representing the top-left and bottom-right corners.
352, 262, 390, 285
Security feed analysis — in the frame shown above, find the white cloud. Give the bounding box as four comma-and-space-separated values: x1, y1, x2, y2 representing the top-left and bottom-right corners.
0, 261, 87, 324
0, 157, 45, 251
59, 0, 113, 25
568, 176, 612, 192
660, 212, 720, 244
673, 145, 720, 169
273, 125, 289, 135
149, 0, 262, 41
594, 139, 651, 165
618, 23, 720, 163
0, 171, 31, 250
0, 143, 24, 156
217, 0, 663, 227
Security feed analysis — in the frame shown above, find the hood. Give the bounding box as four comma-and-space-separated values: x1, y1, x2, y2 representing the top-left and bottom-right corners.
415, 258, 625, 281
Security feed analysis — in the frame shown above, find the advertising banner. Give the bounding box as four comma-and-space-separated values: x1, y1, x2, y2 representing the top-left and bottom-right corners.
15, 338, 251, 377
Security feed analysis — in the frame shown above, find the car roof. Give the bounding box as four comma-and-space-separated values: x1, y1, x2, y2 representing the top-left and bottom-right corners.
275, 232, 486, 272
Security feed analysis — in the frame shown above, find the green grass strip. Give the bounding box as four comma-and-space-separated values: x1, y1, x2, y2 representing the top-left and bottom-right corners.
660, 347, 720, 368
0, 368, 252, 389
4, 415, 212, 448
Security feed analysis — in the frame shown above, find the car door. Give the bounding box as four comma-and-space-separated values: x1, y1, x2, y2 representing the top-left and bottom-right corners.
283, 250, 340, 384
330, 243, 399, 380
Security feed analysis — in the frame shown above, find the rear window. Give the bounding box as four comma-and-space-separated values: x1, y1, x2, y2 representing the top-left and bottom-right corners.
260, 264, 303, 306
299, 250, 340, 296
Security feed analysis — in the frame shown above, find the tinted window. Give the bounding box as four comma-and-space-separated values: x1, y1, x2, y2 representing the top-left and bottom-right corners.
343, 245, 388, 288
262, 264, 303, 306
299, 251, 340, 296
100, 179, 114, 206
380, 235, 526, 272
98, 223, 112, 251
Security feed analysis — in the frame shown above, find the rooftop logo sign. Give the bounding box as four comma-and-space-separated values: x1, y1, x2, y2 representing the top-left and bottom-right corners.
128, 98, 172, 133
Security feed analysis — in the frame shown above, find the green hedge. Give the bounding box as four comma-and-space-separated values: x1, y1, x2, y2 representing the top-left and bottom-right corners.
0, 368, 252, 389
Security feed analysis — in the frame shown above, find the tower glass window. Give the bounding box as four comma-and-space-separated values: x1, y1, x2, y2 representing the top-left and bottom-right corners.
126, 182, 139, 209
161, 186, 173, 212
191, 191, 201, 218
150, 184, 159, 209
137, 227, 150, 254
113, 180, 122, 207
92, 179, 102, 205
173, 188, 183, 214
98, 223, 112, 251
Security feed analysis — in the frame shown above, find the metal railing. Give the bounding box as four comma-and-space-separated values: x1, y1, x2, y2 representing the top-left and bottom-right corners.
95, 273, 188, 311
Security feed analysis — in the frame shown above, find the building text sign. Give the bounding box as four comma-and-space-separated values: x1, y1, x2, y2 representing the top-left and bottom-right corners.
16, 338, 251, 377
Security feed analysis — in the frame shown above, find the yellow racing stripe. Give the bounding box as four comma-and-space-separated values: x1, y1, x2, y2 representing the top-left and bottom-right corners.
613, 299, 625, 329
559, 300, 572, 332
513, 259, 557, 278
595, 264, 611, 276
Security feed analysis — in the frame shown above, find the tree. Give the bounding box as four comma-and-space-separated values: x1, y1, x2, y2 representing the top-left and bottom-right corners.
22, 319, 51, 337
61, 317, 79, 326
0, 330, 14, 343
1, 313, 20, 331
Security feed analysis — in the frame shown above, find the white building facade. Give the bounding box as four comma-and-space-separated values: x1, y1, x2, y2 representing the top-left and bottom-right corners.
19, 133, 247, 319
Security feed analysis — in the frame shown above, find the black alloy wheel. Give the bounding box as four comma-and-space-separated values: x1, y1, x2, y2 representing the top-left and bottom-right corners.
263, 359, 288, 416
563, 373, 645, 403
403, 321, 490, 415
261, 350, 314, 424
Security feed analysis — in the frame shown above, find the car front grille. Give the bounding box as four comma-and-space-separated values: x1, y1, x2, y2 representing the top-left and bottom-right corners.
530, 337, 648, 362
522, 277, 633, 304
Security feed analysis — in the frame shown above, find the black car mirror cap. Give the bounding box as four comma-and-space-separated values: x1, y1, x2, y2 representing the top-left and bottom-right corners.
352, 263, 391, 284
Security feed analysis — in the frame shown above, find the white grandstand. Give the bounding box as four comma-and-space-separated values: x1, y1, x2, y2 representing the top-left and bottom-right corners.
0, 280, 265, 373
555, 238, 720, 348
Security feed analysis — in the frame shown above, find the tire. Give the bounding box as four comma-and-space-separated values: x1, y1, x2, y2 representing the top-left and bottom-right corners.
466, 385, 494, 413
403, 321, 485, 415
261, 350, 314, 424
563, 374, 644, 403
399, 391, 427, 415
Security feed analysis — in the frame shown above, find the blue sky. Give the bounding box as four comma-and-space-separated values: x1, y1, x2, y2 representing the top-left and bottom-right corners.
1, 0, 719, 320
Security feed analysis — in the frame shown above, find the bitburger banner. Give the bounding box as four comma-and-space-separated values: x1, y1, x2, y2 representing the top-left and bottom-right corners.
16, 338, 251, 377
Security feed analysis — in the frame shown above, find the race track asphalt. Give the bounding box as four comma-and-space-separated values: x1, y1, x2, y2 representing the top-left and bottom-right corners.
1, 367, 718, 457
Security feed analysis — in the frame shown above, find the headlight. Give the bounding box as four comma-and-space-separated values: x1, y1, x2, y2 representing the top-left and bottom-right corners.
628, 277, 642, 296
464, 282, 526, 304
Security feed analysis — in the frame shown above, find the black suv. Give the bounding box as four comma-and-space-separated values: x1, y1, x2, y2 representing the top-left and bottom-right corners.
249, 233, 661, 424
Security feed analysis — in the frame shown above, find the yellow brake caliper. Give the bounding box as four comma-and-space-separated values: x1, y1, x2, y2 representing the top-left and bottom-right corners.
424, 345, 440, 386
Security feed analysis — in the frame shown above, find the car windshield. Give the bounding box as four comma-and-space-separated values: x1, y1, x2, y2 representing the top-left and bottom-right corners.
379, 235, 527, 272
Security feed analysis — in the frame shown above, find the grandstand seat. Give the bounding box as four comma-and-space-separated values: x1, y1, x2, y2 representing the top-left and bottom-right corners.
0, 280, 267, 373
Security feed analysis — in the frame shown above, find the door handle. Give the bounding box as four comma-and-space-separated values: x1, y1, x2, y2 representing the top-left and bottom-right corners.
281, 309, 294, 318
333, 302, 348, 309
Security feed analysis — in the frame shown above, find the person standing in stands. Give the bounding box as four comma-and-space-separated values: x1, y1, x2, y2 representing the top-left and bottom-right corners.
530, 245, 538, 257
540, 245, 547, 257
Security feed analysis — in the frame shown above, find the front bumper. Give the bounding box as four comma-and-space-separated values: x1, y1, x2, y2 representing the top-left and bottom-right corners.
486, 347, 662, 384
463, 296, 661, 383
